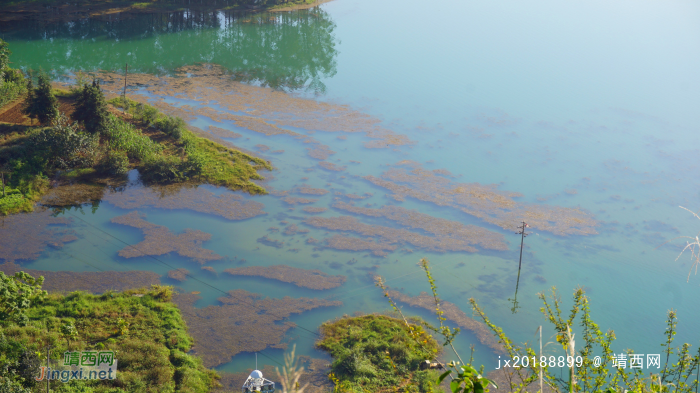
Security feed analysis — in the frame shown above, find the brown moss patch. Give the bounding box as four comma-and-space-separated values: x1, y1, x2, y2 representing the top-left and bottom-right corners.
302, 207, 327, 214
255, 144, 271, 152
304, 214, 499, 253
323, 234, 397, 257
332, 201, 507, 251
111, 212, 223, 265
0, 261, 161, 294
173, 290, 341, 367
296, 186, 329, 196
103, 184, 266, 220
257, 235, 284, 248
281, 196, 317, 205
386, 290, 505, 355
365, 163, 597, 236
318, 161, 346, 171
0, 209, 76, 263
207, 125, 242, 139
283, 224, 310, 235
307, 144, 335, 160
167, 268, 190, 282
201, 266, 217, 275
223, 265, 345, 290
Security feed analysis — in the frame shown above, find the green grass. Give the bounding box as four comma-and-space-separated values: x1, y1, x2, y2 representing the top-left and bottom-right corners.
0, 188, 34, 215
102, 114, 163, 161
0, 285, 220, 393
181, 130, 271, 194
317, 314, 443, 393
0, 80, 26, 109
109, 96, 273, 193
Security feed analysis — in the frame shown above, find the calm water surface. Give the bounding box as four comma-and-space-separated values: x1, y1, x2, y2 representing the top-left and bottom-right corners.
2, 0, 700, 375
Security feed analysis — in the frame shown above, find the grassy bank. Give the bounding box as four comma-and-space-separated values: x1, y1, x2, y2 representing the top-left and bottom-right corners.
316, 314, 443, 393
0, 281, 219, 393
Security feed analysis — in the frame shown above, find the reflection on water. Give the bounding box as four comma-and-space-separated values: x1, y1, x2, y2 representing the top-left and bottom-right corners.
0, 8, 338, 92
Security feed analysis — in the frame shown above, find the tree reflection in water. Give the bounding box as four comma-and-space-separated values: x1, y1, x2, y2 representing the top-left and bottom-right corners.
1, 8, 338, 93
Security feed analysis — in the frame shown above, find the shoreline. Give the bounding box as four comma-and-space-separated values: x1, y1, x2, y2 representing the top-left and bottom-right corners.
0, 0, 333, 24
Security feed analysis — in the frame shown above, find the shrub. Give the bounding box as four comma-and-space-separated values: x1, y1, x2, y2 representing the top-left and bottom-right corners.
2, 68, 25, 85
98, 149, 129, 176
142, 105, 159, 126
0, 79, 25, 109
155, 115, 185, 140
140, 154, 183, 183
72, 79, 109, 134
102, 115, 162, 161
26, 114, 99, 170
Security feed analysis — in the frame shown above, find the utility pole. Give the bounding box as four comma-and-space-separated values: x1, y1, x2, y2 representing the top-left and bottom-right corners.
516, 221, 529, 273
510, 222, 529, 313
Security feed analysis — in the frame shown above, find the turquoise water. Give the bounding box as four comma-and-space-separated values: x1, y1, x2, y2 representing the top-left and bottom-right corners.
2, 0, 700, 377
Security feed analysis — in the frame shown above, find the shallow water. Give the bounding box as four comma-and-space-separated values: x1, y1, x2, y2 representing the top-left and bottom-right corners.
2, 0, 700, 378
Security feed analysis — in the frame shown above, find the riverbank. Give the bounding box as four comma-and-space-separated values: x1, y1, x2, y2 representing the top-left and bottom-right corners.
0, 0, 333, 23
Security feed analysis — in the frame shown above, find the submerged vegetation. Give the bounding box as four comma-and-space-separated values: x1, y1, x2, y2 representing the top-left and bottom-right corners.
0, 271, 219, 393
0, 38, 271, 216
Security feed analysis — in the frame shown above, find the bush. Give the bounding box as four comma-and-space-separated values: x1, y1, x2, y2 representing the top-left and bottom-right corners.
26, 113, 99, 170
0, 80, 25, 109
2, 68, 24, 85
154, 115, 185, 140
98, 150, 129, 176
142, 105, 159, 126
72, 79, 109, 134
102, 115, 162, 161
140, 154, 183, 183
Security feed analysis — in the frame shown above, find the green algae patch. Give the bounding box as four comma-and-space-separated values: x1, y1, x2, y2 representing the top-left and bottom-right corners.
0, 282, 219, 393
316, 314, 442, 393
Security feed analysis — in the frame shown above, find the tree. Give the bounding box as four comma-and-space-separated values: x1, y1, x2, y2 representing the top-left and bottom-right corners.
0, 38, 10, 82
32, 72, 59, 124
0, 271, 47, 327
22, 70, 36, 125
72, 79, 109, 134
